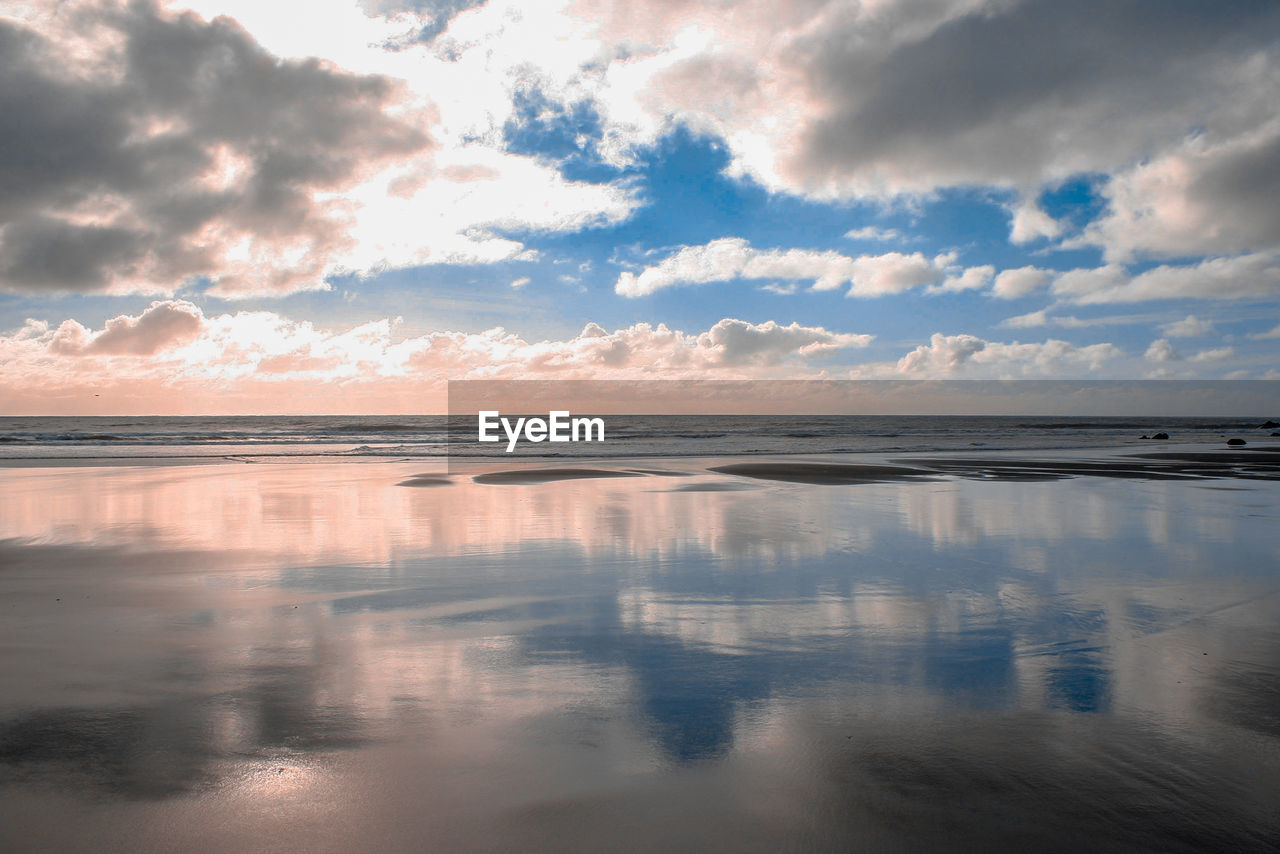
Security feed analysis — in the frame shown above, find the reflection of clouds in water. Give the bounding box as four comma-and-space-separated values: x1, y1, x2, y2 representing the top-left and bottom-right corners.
0, 561, 645, 797
1, 462, 1279, 848
898, 480, 1121, 546
0, 463, 849, 566
0, 463, 1264, 572
618, 588, 860, 653
726, 697, 1280, 852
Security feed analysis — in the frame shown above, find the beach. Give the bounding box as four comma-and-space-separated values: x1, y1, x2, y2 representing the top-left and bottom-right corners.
2, 444, 1279, 851
6, 0, 1280, 846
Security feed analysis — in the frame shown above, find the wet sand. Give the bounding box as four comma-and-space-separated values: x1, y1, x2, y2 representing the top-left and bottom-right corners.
2, 450, 1279, 851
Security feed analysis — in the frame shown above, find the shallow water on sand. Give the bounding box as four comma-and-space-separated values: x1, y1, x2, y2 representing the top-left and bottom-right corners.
1, 459, 1278, 852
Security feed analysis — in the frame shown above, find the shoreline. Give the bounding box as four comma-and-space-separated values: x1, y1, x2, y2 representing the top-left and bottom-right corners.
4, 441, 1278, 483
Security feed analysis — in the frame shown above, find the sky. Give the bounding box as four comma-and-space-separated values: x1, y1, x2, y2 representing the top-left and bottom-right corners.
1, 0, 1278, 413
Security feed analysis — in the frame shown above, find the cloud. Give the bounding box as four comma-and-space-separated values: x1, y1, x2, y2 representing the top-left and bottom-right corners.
844, 226, 903, 242
760, 282, 798, 295
764, 0, 1280, 197
547, 0, 1280, 280
1008, 201, 1061, 245
614, 238, 984, 298
616, 239, 1277, 308
1003, 309, 1048, 328
144, 0, 1280, 260
510, 277, 530, 289
1052, 253, 1280, 304
1080, 123, 1280, 261
1161, 315, 1213, 338
932, 264, 994, 294
358, 0, 488, 45
0, 310, 874, 412
1188, 346, 1234, 363
1003, 309, 1181, 331
1145, 338, 1177, 362
890, 333, 1122, 378
698, 318, 872, 365
0, 1, 430, 296
50, 300, 207, 356
992, 266, 1051, 300
1251, 323, 1280, 340
0, 1, 635, 298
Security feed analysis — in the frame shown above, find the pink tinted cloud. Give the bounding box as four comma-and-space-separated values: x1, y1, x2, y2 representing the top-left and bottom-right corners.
0, 306, 873, 413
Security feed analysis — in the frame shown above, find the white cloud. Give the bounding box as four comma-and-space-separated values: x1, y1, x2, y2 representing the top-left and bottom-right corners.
1003, 309, 1176, 330
1080, 123, 1280, 262
1009, 201, 1062, 245
510, 277, 531, 289
1161, 315, 1213, 338
1002, 309, 1048, 328
1189, 346, 1234, 363
760, 282, 798, 295
697, 318, 872, 365
890, 332, 1122, 378
1251, 323, 1280, 340
1145, 338, 1177, 362
845, 226, 903, 242
992, 266, 1051, 299
932, 264, 994, 294
0, 309, 875, 412
1051, 254, 1280, 304
615, 238, 985, 298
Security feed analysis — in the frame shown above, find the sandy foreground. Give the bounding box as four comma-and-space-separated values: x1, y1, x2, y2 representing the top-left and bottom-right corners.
1, 448, 1278, 851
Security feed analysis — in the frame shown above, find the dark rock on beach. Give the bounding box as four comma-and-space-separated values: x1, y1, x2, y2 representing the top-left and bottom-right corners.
1151, 432, 1169, 440
1260, 420, 1279, 429
1227, 438, 1247, 446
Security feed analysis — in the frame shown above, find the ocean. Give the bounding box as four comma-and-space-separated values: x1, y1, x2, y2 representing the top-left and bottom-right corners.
0, 414, 1273, 461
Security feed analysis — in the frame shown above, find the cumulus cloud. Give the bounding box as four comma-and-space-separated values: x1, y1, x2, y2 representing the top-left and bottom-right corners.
845, 226, 903, 242
1081, 123, 1280, 261
1145, 338, 1178, 362
50, 300, 206, 355
0, 2, 430, 296
1008, 201, 1062, 245
196, 0, 1276, 210
932, 264, 994, 294
81, 0, 1276, 274
614, 238, 985, 298
1052, 254, 1280, 304
1161, 315, 1213, 338
890, 333, 1122, 378
0, 0, 635, 298
697, 318, 872, 364
992, 266, 1051, 300
1188, 346, 1234, 363
529, 0, 1280, 275
0, 310, 874, 412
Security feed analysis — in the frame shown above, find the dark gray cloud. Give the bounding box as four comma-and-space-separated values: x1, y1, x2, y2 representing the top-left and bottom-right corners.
0, 2, 431, 296
794, 0, 1280, 192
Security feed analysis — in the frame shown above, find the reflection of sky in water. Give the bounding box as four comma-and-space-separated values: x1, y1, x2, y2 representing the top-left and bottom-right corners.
1, 461, 1278, 850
